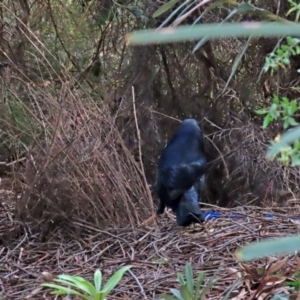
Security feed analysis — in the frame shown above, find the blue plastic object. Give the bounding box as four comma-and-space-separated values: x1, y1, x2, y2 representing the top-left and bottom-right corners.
203, 210, 300, 221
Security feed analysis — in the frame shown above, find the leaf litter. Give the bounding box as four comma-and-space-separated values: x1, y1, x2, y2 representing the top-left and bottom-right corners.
1, 190, 300, 299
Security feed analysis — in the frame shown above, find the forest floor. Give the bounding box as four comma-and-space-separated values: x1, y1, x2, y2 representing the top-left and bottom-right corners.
2, 188, 300, 300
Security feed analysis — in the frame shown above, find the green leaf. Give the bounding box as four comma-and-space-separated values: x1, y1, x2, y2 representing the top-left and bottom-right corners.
255, 109, 269, 115
221, 279, 243, 300
288, 101, 298, 115
160, 295, 178, 300
95, 290, 106, 300
125, 22, 300, 45
236, 235, 300, 261
273, 94, 279, 104
94, 269, 102, 292
294, 140, 300, 149
262, 114, 273, 128
179, 284, 193, 300
282, 57, 290, 65
288, 117, 298, 126
170, 288, 184, 300
267, 126, 300, 158
102, 265, 132, 296
194, 272, 205, 299
152, 0, 181, 18
291, 154, 300, 166
269, 103, 279, 118
177, 273, 186, 285
285, 280, 300, 291
222, 36, 252, 91
283, 117, 291, 129
184, 264, 194, 295
281, 97, 290, 104
41, 283, 91, 300
54, 276, 96, 296
199, 278, 218, 300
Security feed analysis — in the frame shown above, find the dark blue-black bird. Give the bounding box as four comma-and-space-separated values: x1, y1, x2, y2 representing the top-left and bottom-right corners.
156, 119, 207, 226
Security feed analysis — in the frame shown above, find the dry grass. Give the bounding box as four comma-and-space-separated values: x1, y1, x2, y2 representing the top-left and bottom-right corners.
9, 84, 155, 228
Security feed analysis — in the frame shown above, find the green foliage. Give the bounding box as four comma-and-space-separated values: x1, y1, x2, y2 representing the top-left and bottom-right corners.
255, 34, 300, 166
269, 138, 300, 166
255, 94, 299, 130
41, 266, 132, 300
285, 269, 300, 291
125, 23, 300, 45
160, 263, 218, 300
264, 36, 300, 74
286, 0, 300, 22
266, 126, 300, 166
152, 0, 181, 18
236, 235, 300, 261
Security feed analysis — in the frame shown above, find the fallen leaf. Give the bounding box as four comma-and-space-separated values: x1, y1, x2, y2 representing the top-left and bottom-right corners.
265, 257, 288, 276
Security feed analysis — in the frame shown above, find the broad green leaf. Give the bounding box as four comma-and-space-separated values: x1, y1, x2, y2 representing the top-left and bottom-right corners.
94, 269, 102, 292
53, 276, 95, 296
285, 280, 300, 290
267, 126, 300, 158
184, 264, 194, 295
152, 0, 181, 18
56, 274, 85, 282
281, 97, 290, 104
125, 22, 300, 45
269, 103, 279, 118
236, 235, 300, 261
46, 278, 83, 290
170, 288, 184, 300
295, 140, 300, 149
102, 265, 132, 296
194, 272, 205, 299
283, 57, 290, 64
288, 117, 298, 126
262, 114, 273, 128
41, 283, 90, 300
255, 109, 269, 115
291, 101, 300, 113
177, 273, 186, 285
160, 295, 178, 300
95, 290, 106, 300
179, 284, 193, 299
273, 94, 279, 104
284, 117, 291, 129
291, 154, 300, 166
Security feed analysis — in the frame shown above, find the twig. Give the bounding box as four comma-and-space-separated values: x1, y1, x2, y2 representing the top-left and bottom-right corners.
128, 269, 147, 299
204, 134, 230, 179
132, 86, 157, 225
172, 0, 213, 27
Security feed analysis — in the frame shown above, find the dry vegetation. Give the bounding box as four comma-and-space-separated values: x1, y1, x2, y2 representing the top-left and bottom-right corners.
1, 0, 300, 299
